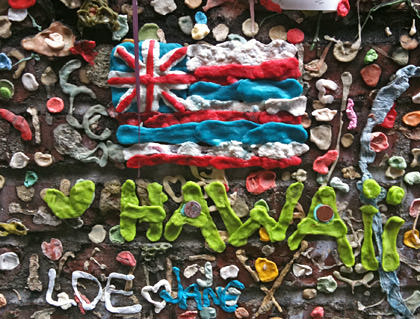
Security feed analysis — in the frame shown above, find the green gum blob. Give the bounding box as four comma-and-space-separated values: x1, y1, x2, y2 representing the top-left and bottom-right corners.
0, 79, 14, 101
364, 48, 378, 64
108, 225, 126, 244
0, 87, 12, 100
386, 186, 405, 206
404, 171, 420, 185
200, 307, 217, 319
43, 180, 95, 219
288, 186, 355, 267
77, 0, 120, 32
0, 220, 28, 236
138, 23, 160, 41
382, 216, 404, 272
362, 179, 381, 199
388, 156, 407, 170
317, 275, 337, 293
360, 205, 379, 271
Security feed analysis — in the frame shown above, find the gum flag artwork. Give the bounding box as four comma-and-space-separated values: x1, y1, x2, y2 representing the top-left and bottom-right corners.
108, 39, 310, 170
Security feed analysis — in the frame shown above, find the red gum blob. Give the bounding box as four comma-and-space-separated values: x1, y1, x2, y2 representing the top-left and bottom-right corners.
287, 29, 304, 44
311, 306, 325, 319
116, 251, 136, 267
46, 97, 65, 113
178, 311, 198, 319
127, 154, 301, 170
260, 0, 282, 13
0, 108, 32, 141
379, 103, 397, 129
70, 40, 98, 66
246, 170, 277, 195
360, 64, 382, 87
41, 238, 63, 261
194, 58, 301, 84
337, 0, 350, 17
202, 0, 235, 12
117, 110, 302, 127
8, 0, 35, 9
313, 150, 339, 175
370, 132, 389, 152
74, 294, 90, 315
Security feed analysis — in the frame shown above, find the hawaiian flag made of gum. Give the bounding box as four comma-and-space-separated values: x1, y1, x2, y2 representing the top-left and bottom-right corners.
108, 39, 309, 169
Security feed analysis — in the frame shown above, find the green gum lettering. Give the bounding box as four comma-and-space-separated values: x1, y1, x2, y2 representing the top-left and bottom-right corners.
271, 182, 304, 241
360, 205, 379, 271
146, 182, 168, 240
228, 199, 276, 247
228, 182, 304, 246
164, 181, 225, 253
382, 216, 405, 272
120, 180, 167, 242
41, 179, 377, 264
288, 186, 355, 267
43, 180, 95, 219
205, 181, 242, 235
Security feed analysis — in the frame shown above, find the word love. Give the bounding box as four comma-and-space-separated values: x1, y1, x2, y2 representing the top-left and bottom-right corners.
46, 263, 243, 314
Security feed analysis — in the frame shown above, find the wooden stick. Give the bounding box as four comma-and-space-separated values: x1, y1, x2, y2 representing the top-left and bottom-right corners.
253, 241, 309, 318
